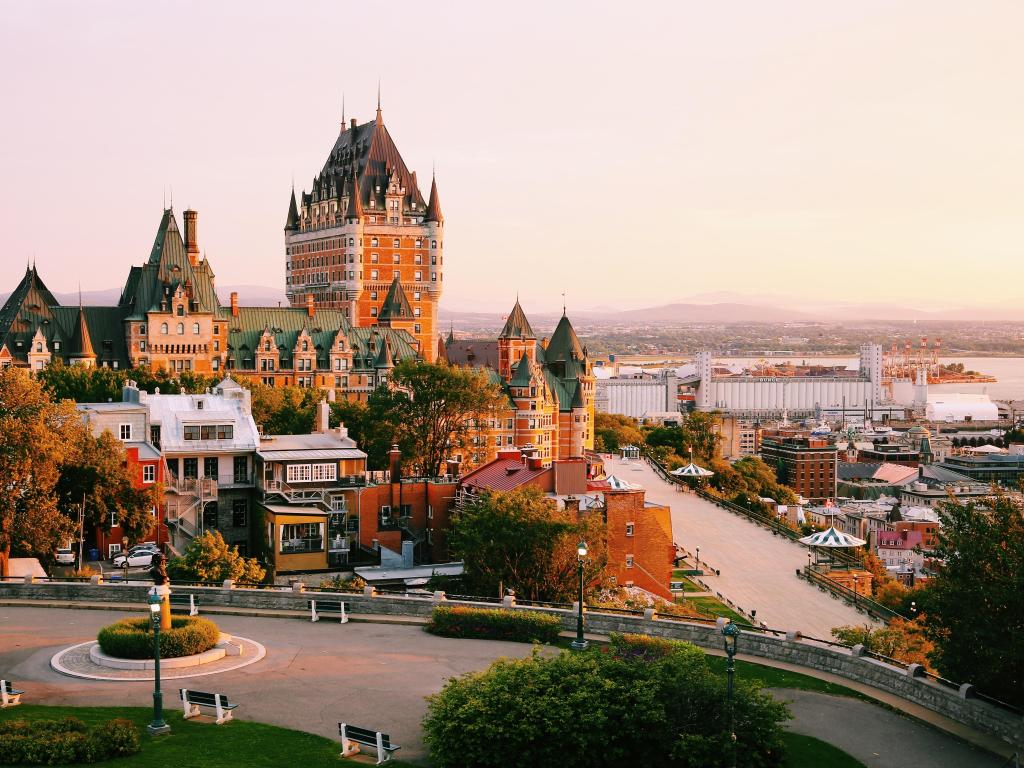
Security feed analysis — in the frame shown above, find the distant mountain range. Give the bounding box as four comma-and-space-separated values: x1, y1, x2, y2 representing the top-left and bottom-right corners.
2, 284, 1018, 325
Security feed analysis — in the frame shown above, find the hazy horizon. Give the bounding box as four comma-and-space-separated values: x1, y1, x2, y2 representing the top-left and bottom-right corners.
3, 1, 1023, 313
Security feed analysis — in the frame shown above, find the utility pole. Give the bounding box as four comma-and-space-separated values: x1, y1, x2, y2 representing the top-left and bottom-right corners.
78, 493, 86, 566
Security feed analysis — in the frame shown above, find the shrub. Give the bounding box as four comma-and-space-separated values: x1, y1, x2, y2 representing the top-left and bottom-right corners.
426, 605, 561, 643
423, 639, 789, 768
0, 717, 140, 765
97, 615, 220, 659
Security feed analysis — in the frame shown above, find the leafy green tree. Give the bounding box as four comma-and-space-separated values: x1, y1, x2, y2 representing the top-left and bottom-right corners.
57, 430, 161, 545
448, 487, 607, 601
922, 494, 1024, 705
645, 411, 720, 464
594, 413, 645, 453
246, 382, 321, 435
370, 359, 506, 477
166, 530, 266, 584
423, 635, 789, 768
37, 359, 218, 402
831, 619, 933, 668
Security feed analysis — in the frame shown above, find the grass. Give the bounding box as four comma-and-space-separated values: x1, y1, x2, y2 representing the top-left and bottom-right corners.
704, 655, 869, 701
686, 595, 748, 624
670, 570, 704, 592
781, 732, 866, 768
0, 705, 864, 768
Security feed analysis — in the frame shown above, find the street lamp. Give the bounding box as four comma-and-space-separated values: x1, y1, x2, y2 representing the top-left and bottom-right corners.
807, 551, 812, 572
910, 600, 917, 618
852, 574, 859, 609
722, 621, 741, 768
571, 540, 589, 651
696, 546, 700, 567
146, 592, 171, 735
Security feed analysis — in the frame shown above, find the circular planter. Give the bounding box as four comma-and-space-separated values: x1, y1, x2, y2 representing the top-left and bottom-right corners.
89, 632, 239, 669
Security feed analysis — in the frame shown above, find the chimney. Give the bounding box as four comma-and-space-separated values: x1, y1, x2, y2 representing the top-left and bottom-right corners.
389, 444, 402, 482
527, 456, 543, 470
445, 458, 461, 478
230, 291, 239, 317
314, 400, 329, 433
350, 118, 357, 130
564, 496, 580, 517
306, 293, 315, 318
183, 209, 199, 266
122, 380, 140, 403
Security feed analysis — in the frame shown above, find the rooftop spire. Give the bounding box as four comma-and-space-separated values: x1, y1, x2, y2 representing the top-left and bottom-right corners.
425, 172, 444, 223
499, 298, 535, 339
285, 186, 300, 231
376, 80, 382, 123
341, 92, 346, 132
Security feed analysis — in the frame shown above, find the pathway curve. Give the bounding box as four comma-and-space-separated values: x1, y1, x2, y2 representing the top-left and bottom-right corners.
0, 606, 1005, 767
605, 455, 875, 637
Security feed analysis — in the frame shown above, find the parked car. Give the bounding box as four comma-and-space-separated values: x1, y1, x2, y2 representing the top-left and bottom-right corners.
55, 548, 76, 565
112, 550, 156, 568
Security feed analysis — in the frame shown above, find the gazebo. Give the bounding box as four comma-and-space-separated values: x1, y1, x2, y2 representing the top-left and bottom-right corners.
670, 461, 715, 489
800, 526, 866, 567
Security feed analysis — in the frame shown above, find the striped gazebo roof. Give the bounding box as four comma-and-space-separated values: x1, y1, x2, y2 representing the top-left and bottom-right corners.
671, 462, 715, 478
799, 526, 866, 548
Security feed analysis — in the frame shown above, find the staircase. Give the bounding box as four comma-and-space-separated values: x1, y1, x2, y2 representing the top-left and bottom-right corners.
164, 463, 217, 551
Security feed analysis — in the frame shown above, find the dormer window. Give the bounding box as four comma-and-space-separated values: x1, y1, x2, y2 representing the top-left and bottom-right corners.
177, 305, 184, 316
264, 341, 271, 352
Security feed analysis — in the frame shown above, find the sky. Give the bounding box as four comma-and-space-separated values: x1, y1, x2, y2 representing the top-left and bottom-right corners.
2, 1, 1023, 313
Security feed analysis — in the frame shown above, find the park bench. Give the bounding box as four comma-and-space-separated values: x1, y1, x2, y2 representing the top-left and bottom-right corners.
338, 722, 400, 764
0, 680, 24, 708
308, 599, 348, 623
179, 689, 237, 725
169, 593, 199, 616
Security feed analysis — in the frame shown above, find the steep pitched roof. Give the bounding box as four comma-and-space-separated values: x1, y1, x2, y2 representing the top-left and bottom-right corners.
499, 300, 535, 339
425, 174, 443, 223
52, 305, 130, 367
285, 188, 299, 230
444, 339, 499, 369
67, 306, 96, 359
0, 266, 61, 361
545, 314, 584, 362
119, 209, 220, 319
374, 337, 395, 368
509, 351, 536, 387
378, 274, 413, 321
345, 172, 364, 220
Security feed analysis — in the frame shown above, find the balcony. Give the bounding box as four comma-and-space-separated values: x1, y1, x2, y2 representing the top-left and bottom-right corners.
166, 476, 218, 498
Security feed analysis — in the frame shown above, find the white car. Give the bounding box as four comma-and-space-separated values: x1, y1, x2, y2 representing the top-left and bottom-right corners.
55, 548, 76, 565
112, 550, 156, 568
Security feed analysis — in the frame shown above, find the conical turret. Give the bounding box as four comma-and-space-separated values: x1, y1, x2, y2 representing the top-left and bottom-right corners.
285, 187, 299, 231
425, 173, 444, 223
499, 299, 535, 339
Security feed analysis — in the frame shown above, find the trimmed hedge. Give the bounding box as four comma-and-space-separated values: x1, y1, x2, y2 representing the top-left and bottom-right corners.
97, 616, 220, 659
426, 605, 561, 643
0, 716, 140, 764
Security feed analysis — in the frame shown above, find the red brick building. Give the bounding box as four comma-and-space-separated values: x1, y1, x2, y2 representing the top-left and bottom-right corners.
760, 429, 838, 502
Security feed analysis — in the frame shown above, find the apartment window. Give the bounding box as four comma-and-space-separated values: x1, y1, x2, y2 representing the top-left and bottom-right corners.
392, 238, 400, 248
119, 424, 132, 441
140, 340, 147, 352
286, 464, 312, 483
233, 456, 247, 483
176, 323, 184, 335
626, 523, 634, 537
414, 271, 422, 281
161, 323, 168, 334
370, 291, 378, 300
177, 305, 184, 316
413, 307, 421, 317
183, 458, 198, 479
414, 254, 422, 265
371, 270, 379, 280
625, 555, 634, 569
371, 307, 378, 317
203, 501, 218, 529
232, 499, 247, 527
204, 457, 218, 479
371, 238, 379, 247
142, 465, 155, 484
280, 522, 323, 553
312, 463, 337, 482
192, 322, 200, 334
414, 323, 421, 334
431, 240, 437, 249
213, 340, 219, 351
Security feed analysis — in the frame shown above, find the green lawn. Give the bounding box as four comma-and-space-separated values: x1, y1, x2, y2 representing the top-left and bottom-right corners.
704, 655, 869, 702
670, 570, 703, 592
686, 595, 748, 624
782, 732, 866, 768
0, 704, 869, 768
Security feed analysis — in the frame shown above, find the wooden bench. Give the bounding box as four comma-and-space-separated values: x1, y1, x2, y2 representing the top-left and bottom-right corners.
308, 599, 348, 623
0, 680, 24, 709
179, 688, 237, 724
169, 593, 198, 616
338, 723, 400, 764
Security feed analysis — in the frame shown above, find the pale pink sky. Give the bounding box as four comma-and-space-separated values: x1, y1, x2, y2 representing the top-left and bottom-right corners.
2, 1, 1023, 312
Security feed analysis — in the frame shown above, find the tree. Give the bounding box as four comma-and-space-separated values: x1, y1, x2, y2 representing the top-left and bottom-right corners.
371, 359, 506, 477
447, 487, 607, 601
57, 430, 161, 545
594, 413, 645, 453
166, 530, 266, 584
36, 359, 218, 403
645, 412, 720, 464
0, 368, 80, 576
921, 494, 1024, 705
832, 618, 934, 668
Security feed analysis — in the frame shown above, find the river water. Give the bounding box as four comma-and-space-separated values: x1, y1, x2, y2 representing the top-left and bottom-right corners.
718, 356, 1024, 401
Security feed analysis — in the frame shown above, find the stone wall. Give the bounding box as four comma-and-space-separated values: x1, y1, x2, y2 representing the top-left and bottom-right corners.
2, 580, 1020, 749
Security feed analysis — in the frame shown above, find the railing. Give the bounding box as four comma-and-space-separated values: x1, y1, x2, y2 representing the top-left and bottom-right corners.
165, 476, 218, 497
803, 567, 904, 622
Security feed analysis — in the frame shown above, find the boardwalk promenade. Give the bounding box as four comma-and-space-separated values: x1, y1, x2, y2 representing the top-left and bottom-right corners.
604, 455, 874, 638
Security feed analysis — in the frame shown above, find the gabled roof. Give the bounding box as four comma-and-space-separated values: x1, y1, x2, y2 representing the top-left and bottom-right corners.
499, 300, 535, 339
51, 305, 130, 367
460, 458, 551, 493
0, 266, 61, 362
444, 339, 499, 369
378, 274, 413, 321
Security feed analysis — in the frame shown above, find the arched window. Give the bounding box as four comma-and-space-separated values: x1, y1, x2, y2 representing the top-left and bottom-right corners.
176, 323, 184, 335
431, 240, 437, 249
192, 322, 200, 334
160, 323, 168, 334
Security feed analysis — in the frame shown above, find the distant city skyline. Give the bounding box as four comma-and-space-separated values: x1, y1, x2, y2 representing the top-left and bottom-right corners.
2, 1, 1023, 313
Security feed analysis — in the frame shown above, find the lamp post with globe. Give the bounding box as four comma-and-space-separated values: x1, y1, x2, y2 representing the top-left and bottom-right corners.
146, 592, 171, 735
571, 540, 589, 651
722, 620, 742, 768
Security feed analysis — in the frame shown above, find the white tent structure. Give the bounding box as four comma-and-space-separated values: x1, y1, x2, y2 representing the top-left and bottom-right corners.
799, 527, 866, 548
671, 462, 715, 478
604, 475, 641, 491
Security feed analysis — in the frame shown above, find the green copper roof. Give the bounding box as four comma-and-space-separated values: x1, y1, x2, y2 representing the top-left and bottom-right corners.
285, 188, 299, 230
499, 300, 535, 339
509, 351, 535, 387
545, 314, 584, 362
378, 274, 413, 322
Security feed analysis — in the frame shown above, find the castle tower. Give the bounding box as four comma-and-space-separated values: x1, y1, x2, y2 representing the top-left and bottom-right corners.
284, 105, 442, 361
497, 299, 536, 381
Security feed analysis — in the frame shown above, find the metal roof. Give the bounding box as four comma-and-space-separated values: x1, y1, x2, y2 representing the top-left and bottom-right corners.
257, 448, 366, 461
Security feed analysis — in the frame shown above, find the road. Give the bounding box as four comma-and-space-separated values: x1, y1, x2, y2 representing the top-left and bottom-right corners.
605, 455, 875, 638
0, 606, 1002, 767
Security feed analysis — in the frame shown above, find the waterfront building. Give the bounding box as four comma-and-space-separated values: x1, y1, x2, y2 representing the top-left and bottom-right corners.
595, 370, 679, 419
285, 104, 443, 361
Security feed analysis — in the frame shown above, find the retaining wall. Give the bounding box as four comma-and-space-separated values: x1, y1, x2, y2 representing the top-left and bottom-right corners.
2, 580, 1020, 749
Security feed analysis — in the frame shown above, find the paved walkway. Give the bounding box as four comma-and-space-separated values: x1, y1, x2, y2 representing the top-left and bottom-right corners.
606, 456, 874, 637
0, 606, 1006, 766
